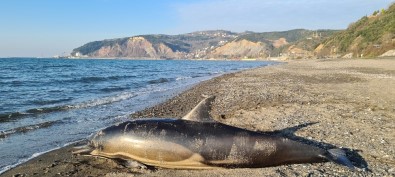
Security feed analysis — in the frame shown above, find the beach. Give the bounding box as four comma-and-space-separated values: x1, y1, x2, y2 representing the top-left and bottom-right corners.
2, 58, 395, 177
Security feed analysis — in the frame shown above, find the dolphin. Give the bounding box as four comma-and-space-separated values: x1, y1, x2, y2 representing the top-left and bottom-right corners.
73, 96, 354, 170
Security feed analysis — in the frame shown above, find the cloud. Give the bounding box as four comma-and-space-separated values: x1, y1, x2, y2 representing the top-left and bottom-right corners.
172, 0, 393, 33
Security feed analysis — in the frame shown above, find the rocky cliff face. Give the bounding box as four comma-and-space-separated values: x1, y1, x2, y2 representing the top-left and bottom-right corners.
208, 39, 272, 59
83, 37, 183, 59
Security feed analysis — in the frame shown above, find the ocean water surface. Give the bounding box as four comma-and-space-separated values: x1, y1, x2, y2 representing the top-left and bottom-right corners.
0, 58, 275, 173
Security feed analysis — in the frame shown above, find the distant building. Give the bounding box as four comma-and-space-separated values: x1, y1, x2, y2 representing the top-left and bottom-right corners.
75, 52, 81, 57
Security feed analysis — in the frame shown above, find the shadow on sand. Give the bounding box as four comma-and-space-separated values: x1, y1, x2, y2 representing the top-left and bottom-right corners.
268, 122, 368, 171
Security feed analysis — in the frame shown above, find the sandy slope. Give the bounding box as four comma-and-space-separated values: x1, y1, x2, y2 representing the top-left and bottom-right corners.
2, 58, 395, 177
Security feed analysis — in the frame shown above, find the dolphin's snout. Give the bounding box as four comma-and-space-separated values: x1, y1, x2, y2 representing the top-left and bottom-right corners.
72, 143, 94, 155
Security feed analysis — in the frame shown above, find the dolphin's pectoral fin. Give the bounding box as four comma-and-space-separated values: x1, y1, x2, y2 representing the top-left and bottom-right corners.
324, 148, 355, 170
182, 95, 216, 122
121, 160, 148, 169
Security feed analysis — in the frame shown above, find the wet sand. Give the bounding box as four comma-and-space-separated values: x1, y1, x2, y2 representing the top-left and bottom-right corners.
2, 58, 395, 177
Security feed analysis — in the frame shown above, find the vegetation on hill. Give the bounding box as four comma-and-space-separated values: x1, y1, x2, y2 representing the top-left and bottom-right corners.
238, 29, 307, 43
71, 38, 129, 56
318, 3, 395, 57
140, 35, 192, 53
236, 29, 338, 43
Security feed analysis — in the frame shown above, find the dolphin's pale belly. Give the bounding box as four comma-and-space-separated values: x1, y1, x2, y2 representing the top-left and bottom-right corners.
96, 138, 216, 169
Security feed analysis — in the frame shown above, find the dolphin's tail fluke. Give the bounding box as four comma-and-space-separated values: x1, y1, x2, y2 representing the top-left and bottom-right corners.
326, 149, 355, 170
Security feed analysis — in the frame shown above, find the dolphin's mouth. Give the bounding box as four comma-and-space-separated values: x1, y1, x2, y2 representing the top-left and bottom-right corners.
72, 144, 94, 155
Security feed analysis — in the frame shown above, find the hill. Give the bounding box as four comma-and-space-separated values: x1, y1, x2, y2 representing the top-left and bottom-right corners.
71, 29, 336, 59
70, 3, 395, 60
316, 3, 395, 58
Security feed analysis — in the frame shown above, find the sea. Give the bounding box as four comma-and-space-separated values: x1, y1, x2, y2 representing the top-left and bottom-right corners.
0, 58, 275, 173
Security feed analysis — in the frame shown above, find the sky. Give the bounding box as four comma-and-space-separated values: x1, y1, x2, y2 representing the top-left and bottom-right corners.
0, 0, 393, 57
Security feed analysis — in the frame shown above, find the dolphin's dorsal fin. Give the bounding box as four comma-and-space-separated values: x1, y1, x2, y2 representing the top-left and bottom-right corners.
182, 96, 216, 122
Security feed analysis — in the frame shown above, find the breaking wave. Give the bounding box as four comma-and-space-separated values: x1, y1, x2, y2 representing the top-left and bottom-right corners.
147, 78, 173, 84
0, 92, 137, 122
0, 120, 63, 139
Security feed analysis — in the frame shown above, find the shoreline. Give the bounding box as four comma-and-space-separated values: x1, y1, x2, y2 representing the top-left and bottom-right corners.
2, 58, 395, 176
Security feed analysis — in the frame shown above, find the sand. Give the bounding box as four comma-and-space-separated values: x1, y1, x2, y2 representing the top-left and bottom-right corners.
2, 58, 395, 177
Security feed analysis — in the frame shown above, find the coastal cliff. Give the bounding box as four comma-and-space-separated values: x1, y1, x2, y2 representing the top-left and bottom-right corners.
71, 29, 335, 59
208, 39, 272, 59
73, 36, 184, 59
